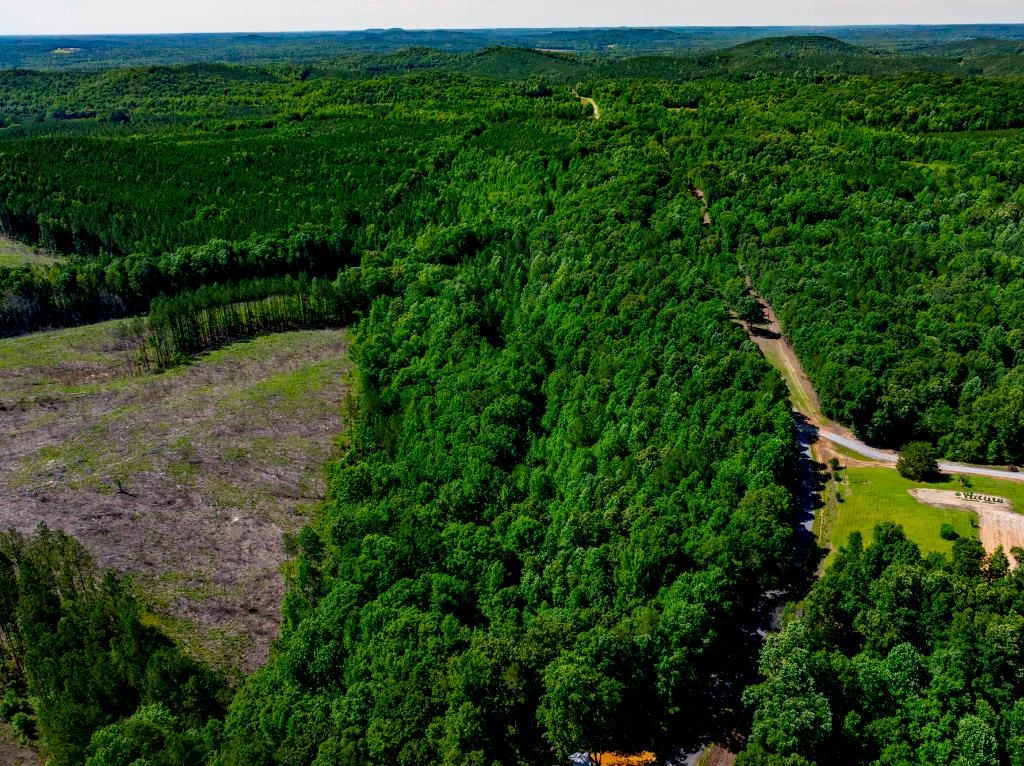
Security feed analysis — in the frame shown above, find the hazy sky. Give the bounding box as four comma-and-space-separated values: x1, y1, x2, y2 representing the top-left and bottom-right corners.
3, 0, 1022, 36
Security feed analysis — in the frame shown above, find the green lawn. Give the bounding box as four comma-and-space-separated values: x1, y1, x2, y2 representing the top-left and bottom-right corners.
828, 466, 980, 558
952, 473, 1024, 508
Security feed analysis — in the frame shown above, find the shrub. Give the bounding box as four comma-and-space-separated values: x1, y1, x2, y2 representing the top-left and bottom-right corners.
11, 712, 34, 744
897, 442, 940, 481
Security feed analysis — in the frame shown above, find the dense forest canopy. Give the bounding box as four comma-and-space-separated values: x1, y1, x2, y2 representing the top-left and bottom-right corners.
738, 525, 1024, 766
3, 32, 1024, 765
5, 48, 1024, 458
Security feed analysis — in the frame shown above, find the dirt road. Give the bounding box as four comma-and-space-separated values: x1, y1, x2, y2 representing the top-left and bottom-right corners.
737, 286, 1024, 483
910, 489, 1024, 562
573, 89, 600, 120
692, 187, 712, 226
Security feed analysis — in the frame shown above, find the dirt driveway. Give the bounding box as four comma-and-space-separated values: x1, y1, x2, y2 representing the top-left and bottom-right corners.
909, 488, 1024, 563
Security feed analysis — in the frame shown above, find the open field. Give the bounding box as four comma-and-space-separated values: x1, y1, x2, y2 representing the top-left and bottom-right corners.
0, 235, 60, 268
826, 467, 979, 558
908, 487, 1024, 564
0, 321, 351, 674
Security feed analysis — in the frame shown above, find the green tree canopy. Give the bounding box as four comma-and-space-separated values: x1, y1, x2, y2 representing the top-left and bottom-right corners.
896, 441, 940, 481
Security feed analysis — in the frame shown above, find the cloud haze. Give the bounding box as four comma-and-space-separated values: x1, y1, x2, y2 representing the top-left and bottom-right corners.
2, 0, 1022, 35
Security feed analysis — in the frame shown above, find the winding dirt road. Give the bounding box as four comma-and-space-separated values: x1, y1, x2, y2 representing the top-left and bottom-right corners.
692, 187, 712, 225
573, 89, 600, 120
738, 285, 1024, 483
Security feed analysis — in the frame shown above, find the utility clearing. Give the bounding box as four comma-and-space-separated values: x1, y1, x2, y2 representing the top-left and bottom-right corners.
0, 321, 351, 674
910, 489, 1024, 562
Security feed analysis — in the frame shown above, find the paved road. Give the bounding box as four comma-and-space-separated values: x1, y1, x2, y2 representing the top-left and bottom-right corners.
936, 461, 1024, 482
819, 428, 1024, 482
819, 429, 897, 463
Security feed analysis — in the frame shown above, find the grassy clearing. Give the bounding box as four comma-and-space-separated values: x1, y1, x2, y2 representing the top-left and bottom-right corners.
0, 320, 351, 673
0, 235, 60, 268
950, 474, 1024, 508
0, 319, 126, 373
827, 466, 979, 559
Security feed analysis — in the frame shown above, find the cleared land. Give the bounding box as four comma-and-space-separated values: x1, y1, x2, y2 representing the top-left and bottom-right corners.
0, 722, 41, 766
0, 321, 351, 674
910, 488, 1024, 563
0, 235, 60, 268
735, 288, 834, 432
827, 467, 978, 557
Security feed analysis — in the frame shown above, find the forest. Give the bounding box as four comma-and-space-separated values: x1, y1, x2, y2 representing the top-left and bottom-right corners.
2, 30, 1024, 765
738, 526, 1024, 766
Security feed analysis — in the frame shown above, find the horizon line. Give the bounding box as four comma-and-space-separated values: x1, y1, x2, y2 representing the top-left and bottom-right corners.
3, 21, 1024, 38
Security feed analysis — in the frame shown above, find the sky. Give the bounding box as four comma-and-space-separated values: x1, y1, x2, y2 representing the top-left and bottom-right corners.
2, 0, 1022, 36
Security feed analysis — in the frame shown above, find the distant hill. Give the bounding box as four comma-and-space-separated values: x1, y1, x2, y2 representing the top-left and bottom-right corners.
727, 35, 860, 56
914, 37, 1024, 56
3, 25, 1024, 71
452, 47, 590, 79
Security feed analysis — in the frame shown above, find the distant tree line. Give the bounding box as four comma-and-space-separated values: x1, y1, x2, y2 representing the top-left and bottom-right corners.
0, 226, 355, 335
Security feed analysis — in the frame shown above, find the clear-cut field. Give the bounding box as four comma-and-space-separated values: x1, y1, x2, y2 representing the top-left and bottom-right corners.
0, 234, 60, 268
0, 321, 350, 674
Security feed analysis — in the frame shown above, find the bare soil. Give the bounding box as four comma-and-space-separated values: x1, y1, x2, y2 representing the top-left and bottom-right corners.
699, 746, 737, 766
909, 489, 1024, 563
597, 753, 656, 766
0, 725, 41, 766
736, 288, 824, 426
0, 323, 351, 674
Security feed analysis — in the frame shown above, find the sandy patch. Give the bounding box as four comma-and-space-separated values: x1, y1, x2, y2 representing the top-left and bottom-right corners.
909, 488, 1024, 563
699, 746, 737, 766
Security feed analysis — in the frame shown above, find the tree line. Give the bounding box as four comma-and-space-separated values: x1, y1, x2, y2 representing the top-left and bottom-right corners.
0, 226, 355, 335
0, 526, 228, 766
145, 276, 347, 366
